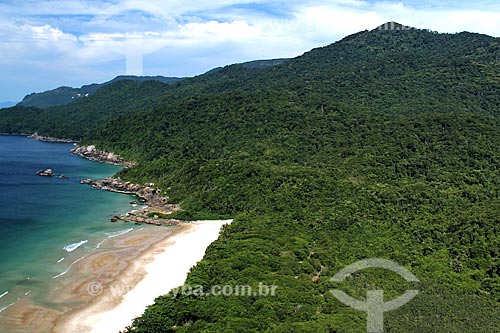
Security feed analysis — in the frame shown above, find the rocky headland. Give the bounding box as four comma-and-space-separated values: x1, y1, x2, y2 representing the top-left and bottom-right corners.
29, 132, 75, 143
73, 145, 181, 226
71, 145, 135, 168
80, 177, 181, 226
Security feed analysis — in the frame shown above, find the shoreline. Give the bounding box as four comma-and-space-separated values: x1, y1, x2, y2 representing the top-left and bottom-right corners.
0, 137, 230, 332
62, 144, 232, 332
80, 177, 182, 226
29, 132, 76, 143
0, 221, 232, 333
54, 220, 231, 333
0, 222, 179, 332
71, 145, 135, 167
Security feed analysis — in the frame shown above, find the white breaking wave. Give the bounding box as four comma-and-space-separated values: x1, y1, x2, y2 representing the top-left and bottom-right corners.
0, 291, 8, 299
105, 228, 134, 239
96, 228, 135, 249
53, 255, 86, 279
57, 257, 65, 263
63, 240, 88, 252
0, 302, 14, 313
95, 239, 105, 249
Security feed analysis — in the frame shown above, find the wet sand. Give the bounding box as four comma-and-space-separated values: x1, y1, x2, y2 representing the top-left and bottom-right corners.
0, 220, 231, 333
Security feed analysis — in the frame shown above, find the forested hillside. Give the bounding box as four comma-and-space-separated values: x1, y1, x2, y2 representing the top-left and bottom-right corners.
17, 75, 184, 109
0, 80, 172, 139
3, 23, 500, 332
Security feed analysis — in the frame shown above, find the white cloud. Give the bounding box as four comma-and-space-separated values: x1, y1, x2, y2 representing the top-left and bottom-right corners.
1, 0, 500, 101
293, 5, 381, 40
416, 10, 500, 36
179, 20, 263, 42
30, 25, 77, 42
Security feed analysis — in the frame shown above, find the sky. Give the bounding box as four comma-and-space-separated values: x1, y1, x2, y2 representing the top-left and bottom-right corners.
0, 0, 499, 102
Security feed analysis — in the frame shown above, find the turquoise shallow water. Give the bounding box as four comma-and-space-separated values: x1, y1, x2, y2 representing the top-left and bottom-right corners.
0, 135, 140, 313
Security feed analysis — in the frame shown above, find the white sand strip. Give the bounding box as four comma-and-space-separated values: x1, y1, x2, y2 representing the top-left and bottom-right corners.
56, 219, 232, 333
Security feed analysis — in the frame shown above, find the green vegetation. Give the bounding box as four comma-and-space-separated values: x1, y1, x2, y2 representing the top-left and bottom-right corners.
19, 86, 100, 109
17, 75, 184, 109
3, 23, 500, 332
0, 80, 171, 139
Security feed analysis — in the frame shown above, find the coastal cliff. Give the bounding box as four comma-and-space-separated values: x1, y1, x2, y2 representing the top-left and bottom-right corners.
71, 145, 135, 167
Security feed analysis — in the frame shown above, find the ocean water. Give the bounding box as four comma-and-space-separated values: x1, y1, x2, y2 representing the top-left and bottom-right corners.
0, 135, 140, 313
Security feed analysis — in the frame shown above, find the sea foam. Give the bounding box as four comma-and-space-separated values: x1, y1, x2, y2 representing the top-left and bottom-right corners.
96, 228, 134, 249
53, 256, 86, 279
63, 240, 88, 252
0, 303, 14, 313
105, 228, 134, 239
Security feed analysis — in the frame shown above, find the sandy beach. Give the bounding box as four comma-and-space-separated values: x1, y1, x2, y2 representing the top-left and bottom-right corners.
53, 219, 232, 333
0, 142, 232, 333
0, 220, 231, 333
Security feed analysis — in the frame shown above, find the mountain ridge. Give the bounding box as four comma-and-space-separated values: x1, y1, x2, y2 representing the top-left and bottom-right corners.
0, 101, 16, 108
17, 75, 185, 109
14, 58, 291, 110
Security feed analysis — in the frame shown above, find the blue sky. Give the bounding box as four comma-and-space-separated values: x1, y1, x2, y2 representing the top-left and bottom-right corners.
0, 0, 499, 102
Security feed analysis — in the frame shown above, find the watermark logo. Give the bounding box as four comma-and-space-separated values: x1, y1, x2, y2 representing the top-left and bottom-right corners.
378, 22, 416, 31
87, 282, 103, 296
89, 6, 173, 76
330, 258, 419, 333
87, 281, 277, 298
170, 283, 277, 298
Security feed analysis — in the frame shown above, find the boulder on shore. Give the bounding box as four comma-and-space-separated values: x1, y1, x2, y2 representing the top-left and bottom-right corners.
80, 177, 181, 226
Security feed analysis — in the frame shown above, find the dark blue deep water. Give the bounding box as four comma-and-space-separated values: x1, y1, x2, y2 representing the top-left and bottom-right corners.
0, 135, 139, 312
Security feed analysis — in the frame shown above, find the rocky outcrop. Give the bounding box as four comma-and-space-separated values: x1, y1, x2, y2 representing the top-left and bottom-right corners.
79, 178, 168, 206
74, 145, 182, 226
36, 169, 69, 178
29, 132, 75, 143
70, 146, 135, 167
110, 210, 180, 226
80, 177, 181, 226
37, 168, 54, 176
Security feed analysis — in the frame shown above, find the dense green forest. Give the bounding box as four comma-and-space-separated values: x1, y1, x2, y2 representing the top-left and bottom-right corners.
2, 23, 500, 332
17, 75, 184, 109
0, 80, 173, 138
